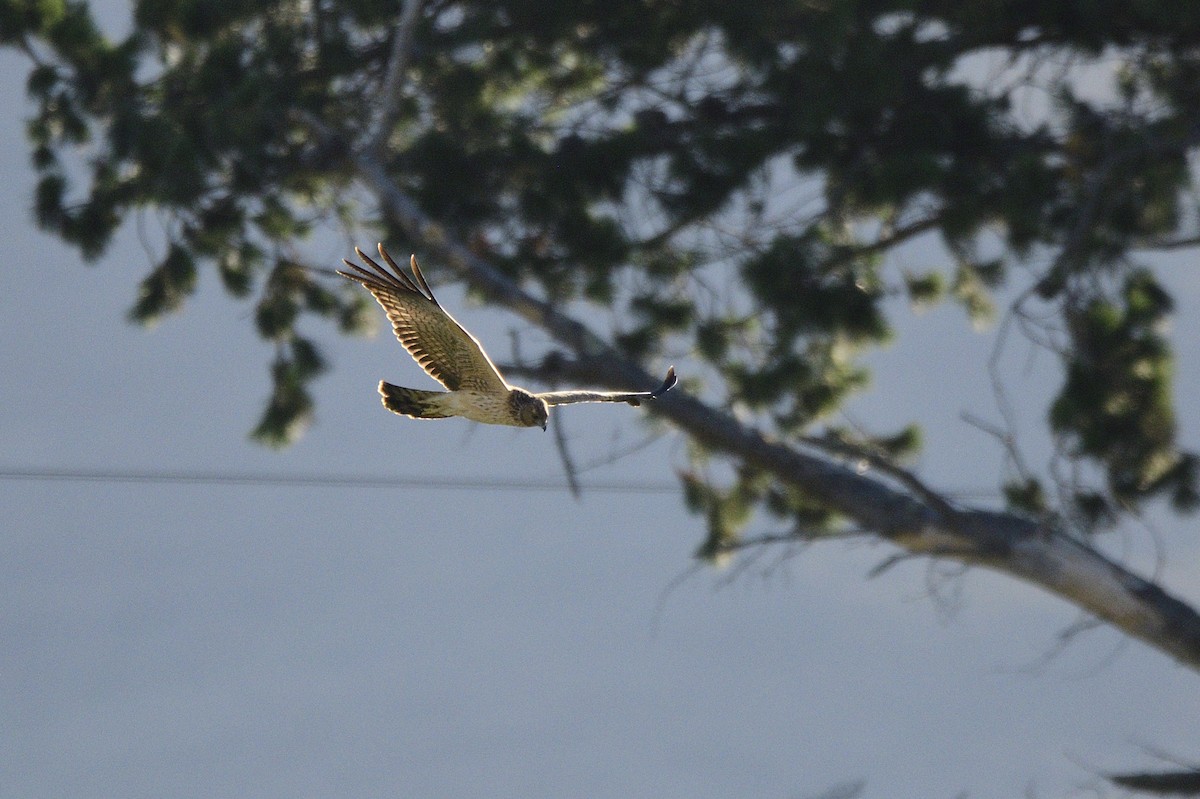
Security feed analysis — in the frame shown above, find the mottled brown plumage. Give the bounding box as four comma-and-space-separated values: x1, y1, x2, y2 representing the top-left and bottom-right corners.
338, 244, 677, 429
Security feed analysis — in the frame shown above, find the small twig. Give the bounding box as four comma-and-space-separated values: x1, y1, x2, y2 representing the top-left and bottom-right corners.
867, 551, 919, 579
1011, 611, 1107, 677
650, 561, 706, 638
506, 329, 525, 366
707, 524, 872, 565
798, 431, 957, 518
552, 411, 583, 500
501, 332, 581, 498
962, 409, 1036, 496
986, 295, 1033, 480
867, 544, 981, 579
18, 36, 48, 67
827, 213, 943, 265
717, 531, 806, 555
713, 543, 770, 588
576, 430, 668, 475
1130, 743, 1200, 773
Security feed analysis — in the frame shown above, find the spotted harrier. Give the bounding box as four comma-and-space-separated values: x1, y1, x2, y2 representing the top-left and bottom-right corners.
337, 244, 677, 430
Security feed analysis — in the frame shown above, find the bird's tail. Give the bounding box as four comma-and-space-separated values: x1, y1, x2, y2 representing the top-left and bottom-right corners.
378, 382, 455, 419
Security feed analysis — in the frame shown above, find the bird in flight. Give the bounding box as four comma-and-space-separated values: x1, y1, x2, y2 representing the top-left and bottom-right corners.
338, 244, 677, 430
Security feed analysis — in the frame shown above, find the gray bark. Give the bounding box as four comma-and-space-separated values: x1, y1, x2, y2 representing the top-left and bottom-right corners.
340, 138, 1200, 674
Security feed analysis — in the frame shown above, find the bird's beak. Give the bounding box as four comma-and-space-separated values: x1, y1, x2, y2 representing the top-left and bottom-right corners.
541, 421, 547, 431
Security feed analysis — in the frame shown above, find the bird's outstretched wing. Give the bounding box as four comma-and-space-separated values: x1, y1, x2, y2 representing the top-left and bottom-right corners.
338, 245, 509, 393
539, 367, 677, 407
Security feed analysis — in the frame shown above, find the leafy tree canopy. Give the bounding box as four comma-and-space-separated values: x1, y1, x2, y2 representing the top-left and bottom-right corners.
6, 0, 1200, 580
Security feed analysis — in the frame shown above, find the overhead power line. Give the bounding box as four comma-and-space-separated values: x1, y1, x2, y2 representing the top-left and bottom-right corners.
0, 467, 1000, 500
0, 466, 679, 493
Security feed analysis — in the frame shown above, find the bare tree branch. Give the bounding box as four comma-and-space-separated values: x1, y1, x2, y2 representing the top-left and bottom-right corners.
552, 411, 583, 500
365, 0, 424, 156
292, 109, 1200, 673
1108, 769, 1200, 795
829, 213, 943, 264
1133, 234, 1200, 252
796, 430, 957, 517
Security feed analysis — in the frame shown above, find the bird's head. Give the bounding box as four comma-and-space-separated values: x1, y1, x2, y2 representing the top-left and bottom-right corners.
510, 389, 550, 430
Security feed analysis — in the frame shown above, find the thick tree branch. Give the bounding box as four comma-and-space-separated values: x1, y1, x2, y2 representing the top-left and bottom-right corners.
1109, 767, 1200, 795
313, 117, 1200, 671
364, 0, 424, 156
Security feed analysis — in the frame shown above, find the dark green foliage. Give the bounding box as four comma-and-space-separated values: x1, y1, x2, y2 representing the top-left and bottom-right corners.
741, 234, 891, 345
683, 467, 764, 561
251, 336, 325, 448
1050, 270, 1183, 514
904, 272, 945, 310
1004, 478, 1048, 517
129, 244, 196, 325
1072, 491, 1118, 532
7, 0, 1200, 535
951, 260, 997, 327
688, 457, 842, 562
833, 424, 923, 462
214, 243, 261, 297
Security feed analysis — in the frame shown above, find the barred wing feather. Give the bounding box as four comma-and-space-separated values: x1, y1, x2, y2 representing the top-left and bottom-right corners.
338, 245, 509, 394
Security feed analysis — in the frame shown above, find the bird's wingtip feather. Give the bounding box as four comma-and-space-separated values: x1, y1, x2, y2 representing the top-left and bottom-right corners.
651, 366, 678, 398
406, 252, 438, 304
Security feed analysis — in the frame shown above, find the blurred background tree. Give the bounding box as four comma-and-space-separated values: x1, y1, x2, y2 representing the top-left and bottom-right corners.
5, 0, 1200, 667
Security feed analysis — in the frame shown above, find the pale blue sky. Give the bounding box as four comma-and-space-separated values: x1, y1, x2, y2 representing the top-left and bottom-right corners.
3, 11, 1200, 798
